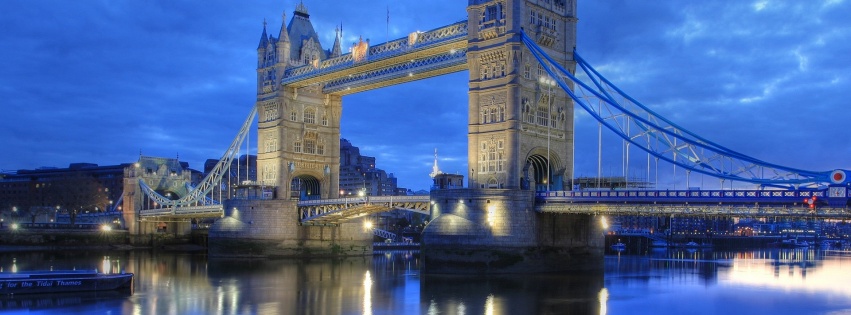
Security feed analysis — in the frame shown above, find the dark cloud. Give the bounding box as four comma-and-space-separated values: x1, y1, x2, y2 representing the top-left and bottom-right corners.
1, 1, 849, 191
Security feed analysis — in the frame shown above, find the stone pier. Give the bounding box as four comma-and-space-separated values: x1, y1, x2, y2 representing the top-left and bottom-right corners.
207, 199, 373, 257
422, 189, 603, 273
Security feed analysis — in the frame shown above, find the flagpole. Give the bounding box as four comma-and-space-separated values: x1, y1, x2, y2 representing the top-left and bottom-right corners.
386, 6, 389, 43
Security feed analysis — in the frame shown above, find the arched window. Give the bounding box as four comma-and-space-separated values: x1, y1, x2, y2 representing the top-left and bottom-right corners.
487, 178, 498, 189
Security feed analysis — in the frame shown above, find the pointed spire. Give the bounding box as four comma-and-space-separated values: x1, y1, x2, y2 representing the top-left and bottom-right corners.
278, 11, 289, 42
257, 19, 269, 49
429, 148, 443, 178
330, 25, 342, 58
295, 0, 309, 17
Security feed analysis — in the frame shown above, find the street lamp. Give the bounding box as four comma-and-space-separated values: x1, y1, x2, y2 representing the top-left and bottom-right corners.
539, 76, 556, 192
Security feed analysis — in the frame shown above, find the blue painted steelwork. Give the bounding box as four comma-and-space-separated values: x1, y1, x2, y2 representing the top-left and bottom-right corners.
322, 49, 467, 94
537, 189, 828, 205
138, 107, 256, 217
280, 21, 468, 89
520, 30, 850, 189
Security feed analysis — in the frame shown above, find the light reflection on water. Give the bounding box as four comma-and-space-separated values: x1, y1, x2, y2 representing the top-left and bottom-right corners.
0, 248, 849, 314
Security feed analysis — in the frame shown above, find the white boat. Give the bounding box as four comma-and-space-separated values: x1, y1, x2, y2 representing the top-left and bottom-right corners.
651, 240, 668, 248
777, 238, 809, 248
677, 241, 712, 249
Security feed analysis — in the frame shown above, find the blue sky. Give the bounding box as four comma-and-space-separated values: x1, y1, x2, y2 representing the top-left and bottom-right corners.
1, 1, 849, 191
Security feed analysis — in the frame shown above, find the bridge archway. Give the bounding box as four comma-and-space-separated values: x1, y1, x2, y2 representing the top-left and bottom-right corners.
524, 148, 564, 191
154, 189, 181, 200
291, 175, 321, 201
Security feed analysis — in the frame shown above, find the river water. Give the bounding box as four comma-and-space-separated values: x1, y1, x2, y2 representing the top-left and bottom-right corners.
1, 247, 850, 314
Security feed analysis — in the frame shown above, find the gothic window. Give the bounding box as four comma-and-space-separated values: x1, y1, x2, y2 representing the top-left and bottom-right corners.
481, 108, 488, 123
537, 64, 545, 78
294, 140, 302, 153
487, 6, 497, 21
265, 50, 275, 67
537, 104, 549, 126
263, 164, 277, 182
489, 107, 496, 123
482, 66, 489, 80
290, 111, 297, 121
523, 98, 536, 124
524, 64, 531, 79
498, 105, 505, 121
305, 141, 316, 155
321, 113, 328, 126
265, 138, 278, 153
317, 144, 325, 155
303, 108, 316, 124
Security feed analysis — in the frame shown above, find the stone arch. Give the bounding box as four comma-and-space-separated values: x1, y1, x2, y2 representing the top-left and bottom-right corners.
522, 147, 564, 191
290, 174, 321, 200
486, 177, 499, 189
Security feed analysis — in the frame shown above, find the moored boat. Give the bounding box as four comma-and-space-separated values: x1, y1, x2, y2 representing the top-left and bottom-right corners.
0, 270, 133, 295
770, 238, 809, 248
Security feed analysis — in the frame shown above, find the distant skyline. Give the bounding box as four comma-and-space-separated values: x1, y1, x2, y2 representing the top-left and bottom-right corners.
1, 1, 850, 190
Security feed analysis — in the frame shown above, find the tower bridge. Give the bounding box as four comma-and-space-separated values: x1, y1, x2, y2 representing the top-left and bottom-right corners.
125, 0, 851, 272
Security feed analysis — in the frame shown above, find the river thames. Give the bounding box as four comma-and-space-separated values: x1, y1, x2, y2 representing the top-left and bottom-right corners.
1, 247, 850, 314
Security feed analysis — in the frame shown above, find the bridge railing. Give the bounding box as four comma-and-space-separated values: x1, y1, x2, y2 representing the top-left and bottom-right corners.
538, 189, 831, 203
298, 195, 429, 207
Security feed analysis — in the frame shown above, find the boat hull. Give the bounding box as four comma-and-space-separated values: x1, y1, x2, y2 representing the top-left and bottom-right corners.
0, 272, 133, 295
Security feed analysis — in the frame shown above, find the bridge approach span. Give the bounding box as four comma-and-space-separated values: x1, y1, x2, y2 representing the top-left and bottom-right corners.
298, 195, 429, 226
537, 189, 851, 219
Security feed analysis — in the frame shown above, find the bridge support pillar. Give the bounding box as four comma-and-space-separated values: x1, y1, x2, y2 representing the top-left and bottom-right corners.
207, 199, 373, 257
422, 189, 603, 273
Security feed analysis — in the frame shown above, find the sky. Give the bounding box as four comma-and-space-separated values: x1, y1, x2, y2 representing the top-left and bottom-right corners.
1, 1, 850, 191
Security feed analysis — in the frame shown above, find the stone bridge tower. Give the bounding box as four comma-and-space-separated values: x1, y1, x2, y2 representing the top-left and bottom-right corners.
423, 0, 603, 273
122, 156, 194, 242
466, 0, 576, 191
255, 3, 343, 201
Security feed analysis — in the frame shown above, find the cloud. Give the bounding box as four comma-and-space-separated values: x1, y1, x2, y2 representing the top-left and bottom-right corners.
1, 0, 850, 192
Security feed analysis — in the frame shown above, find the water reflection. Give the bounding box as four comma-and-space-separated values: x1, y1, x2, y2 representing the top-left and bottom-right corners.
421, 271, 603, 315
1, 249, 850, 314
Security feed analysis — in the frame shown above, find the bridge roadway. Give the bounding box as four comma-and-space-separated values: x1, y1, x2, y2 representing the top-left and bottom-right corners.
138, 189, 851, 222
537, 189, 850, 219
